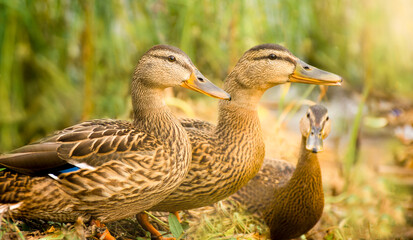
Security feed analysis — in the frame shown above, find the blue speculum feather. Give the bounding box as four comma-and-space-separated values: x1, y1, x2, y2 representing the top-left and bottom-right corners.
56, 166, 80, 174
46, 164, 80, 180
47, 164, 81, 177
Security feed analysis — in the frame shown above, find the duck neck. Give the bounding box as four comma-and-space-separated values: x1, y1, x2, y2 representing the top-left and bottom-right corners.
215, 73, 266, 176
267, 136, 324, 237
287, 136, 323, 200
294, 136, 322, 179
131, 79, 189, 157
219, 71, 266, 111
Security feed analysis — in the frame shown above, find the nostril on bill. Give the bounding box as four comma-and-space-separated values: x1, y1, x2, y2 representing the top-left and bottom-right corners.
198, 77, 204, 82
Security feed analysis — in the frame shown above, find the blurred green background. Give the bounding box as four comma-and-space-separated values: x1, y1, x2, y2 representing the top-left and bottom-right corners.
1, 1, 413, 239
0, 0, 412, 151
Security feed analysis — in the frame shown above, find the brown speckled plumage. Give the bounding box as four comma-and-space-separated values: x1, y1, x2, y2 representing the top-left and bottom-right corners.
230, 158, 296, 216
229, 105, 330, 240
153, 105, 266, 211
149, 44, 341, 213
0, 45, 229, 222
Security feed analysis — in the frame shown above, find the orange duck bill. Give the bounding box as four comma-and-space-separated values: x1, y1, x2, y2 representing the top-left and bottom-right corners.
289, 59, 343, 86
181, 70, 231, 100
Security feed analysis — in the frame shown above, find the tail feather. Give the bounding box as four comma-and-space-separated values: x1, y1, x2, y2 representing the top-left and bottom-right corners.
0, 202, 22, 214
0, 142, 66, 175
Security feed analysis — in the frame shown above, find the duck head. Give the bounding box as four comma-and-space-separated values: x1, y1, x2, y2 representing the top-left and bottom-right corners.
132, 44, 230, 100
300, 105, 331, 153
229, 43, 342, 91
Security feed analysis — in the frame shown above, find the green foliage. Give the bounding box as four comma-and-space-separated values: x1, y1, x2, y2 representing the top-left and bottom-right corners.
343, 81, 370, 186
0, 218, 25, 240
0, 0, 411, 151
168, 213, 184, 239
186, 201, 267, 239
39, 233, 65, 240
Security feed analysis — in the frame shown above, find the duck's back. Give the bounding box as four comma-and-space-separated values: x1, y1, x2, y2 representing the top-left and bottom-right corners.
150, 106, 266, 212
229, 158, 295, 218
179, 118, 216, 132
0, 119, 189, 222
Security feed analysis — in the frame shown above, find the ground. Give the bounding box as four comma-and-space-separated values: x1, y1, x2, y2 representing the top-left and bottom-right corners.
1, 98, 412, 239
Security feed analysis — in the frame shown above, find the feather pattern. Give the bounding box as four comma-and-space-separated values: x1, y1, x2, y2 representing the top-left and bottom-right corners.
148, 44, 338, 217
0, 111, 190, 222
148, 43, 300, 212
0, 44, 229, 222
229, 158, 295, 217
221, 105, 329, 240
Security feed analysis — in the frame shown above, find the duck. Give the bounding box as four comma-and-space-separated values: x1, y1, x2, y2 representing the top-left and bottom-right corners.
0, 45, 230, 224
230, 104, 330, 240
139, 43, 342, 238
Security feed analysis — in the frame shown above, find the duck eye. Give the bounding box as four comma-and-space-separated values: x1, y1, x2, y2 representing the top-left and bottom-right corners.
326, 116, 329, 121
168, 55, 176, 62
268, 54, 277, 60
307, 113, 310, 118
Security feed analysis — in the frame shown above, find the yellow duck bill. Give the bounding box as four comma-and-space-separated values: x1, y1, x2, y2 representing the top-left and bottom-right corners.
181, 70, 231, 100
289, 59, 342, 86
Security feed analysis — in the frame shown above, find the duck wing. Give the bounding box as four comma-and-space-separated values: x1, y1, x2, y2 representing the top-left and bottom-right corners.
0, 119, 158, 176
230, 158, 295, 216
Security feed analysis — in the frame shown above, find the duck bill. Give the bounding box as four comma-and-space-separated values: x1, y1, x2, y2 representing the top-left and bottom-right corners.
181, 70, 231, 100
289, 59, 342, 86
306, 127, 324, 153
